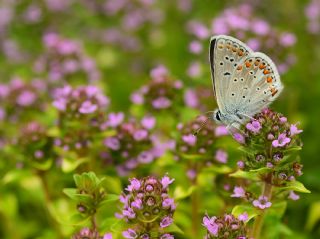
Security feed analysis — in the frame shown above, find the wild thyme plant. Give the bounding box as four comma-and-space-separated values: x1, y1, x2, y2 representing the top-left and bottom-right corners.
230, 109, 309, 238
117, 175, 176, 239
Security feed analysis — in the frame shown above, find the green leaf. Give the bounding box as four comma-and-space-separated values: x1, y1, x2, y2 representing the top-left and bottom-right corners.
61, 157, 89, 173
281, 181, 311, 193
99, 194, 119, 206
101, 176, 122, 194
30, 159, 52, 171
238, 146, 255, 156
173, 186, 196, 200
110, 219, 127, 232
63, 188, 93, 203
306, 201, 320, 231
230, 167, 272, 180
283, 146, 302, 154
165, 223, 184, 234
232, 204, 258, 222
203, 165, 233, 174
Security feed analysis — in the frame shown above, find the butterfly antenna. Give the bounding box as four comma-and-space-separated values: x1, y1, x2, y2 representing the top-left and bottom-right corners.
193, 117, 210, 136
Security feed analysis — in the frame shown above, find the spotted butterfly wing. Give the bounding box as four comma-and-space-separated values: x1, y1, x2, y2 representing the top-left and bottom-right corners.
209, 35, 283, 125
209, 35, 252, 115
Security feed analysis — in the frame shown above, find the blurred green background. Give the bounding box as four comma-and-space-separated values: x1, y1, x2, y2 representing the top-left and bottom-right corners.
0, 0, 320, 238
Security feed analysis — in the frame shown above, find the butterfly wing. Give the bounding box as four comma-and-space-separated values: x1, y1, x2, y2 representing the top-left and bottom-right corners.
209, 35, 253, 114
227, 52, 283, 120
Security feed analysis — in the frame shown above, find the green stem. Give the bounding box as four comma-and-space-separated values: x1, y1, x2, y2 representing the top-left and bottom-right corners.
251, 173, 273, 239
38, 171, 64, 239
191, 172, 200, 238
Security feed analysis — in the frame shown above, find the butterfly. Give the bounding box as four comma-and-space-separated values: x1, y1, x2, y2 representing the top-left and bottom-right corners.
209, 35, 283, 129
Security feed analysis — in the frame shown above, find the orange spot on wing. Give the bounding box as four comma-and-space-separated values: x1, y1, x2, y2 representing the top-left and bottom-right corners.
259, 64, 266, 69
270, 87, 278, 96
266, 76, 273, 83
254, 61, 260, 66
237, 65, 243, 71
263, 69, 270, 75
238, 50, 244, 56
245, 62, 251, 68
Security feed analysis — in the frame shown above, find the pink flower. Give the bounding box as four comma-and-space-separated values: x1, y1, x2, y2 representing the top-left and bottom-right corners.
189, 40, 203, 54
79, 101, 97, 114
108, 112, 124, 127
130, 92, 144, 104
103, 233, 112, 239
272, 133, 291, 147
238, 212, 248, 222
16, 91, 37, 106
184, 89, 198, 108
122, 229, 137, 239
141, 116, 156, 129
233, 133, 245, 144
231, 186, 246, 198
182, 134, 196, 146
160, 216, 173, 228
253, 196, 272, 209
161, 175, 174, 189
246, 120, 262, 133
290, 124, 303, 136
215, 149, 228, 163
126, 178, 141, 191
288, 191, 300, 201
152, 97, 171, 109
203, 215, 219, 236
215, 125, 229, 137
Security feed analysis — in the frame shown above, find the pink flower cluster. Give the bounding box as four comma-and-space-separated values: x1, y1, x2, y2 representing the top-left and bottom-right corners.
130, 65, 184, 112
34, 33, 100, 85
118, 176, 175, 238
203, 213, 248, 238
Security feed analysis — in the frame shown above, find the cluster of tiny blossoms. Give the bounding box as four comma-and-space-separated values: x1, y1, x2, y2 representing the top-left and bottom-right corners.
97, 0, 164, 52
0, 78, 46, 122
176, 116, 229, 181
232, 108, 303, 204
118, 176, 175, 239
102, 114, 160, 176
16, 121, 53, 165
186, 3, 296, 77
203, 213, 248, 239
52, 85, 109, 153
72, 227, 112, 239
130, 66, 184, 112
34, 33, 100, 86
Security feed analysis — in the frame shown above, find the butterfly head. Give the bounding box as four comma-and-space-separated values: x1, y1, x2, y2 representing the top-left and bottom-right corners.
212, 109, 222, 124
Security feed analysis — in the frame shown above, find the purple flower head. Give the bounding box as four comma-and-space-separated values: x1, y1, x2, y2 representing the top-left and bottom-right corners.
215, 149, 228, 163
130, 92, 144, 104
160, 216, 173, 228
133, 129, 148, 141
189, 40, 203, 54
160, 234, 174, 239
182, 134, 196, 146
184, 89, 199, 108
141, 116, 156, 129
16, 90, 37, 106
137, 151, 154, 164
253, 196, 272, 209
290, 124, 303, 136
272, 133, 291, 148
104, 137, 120, 150
126, 178, 141, 192
150, 65, 168, 80
79, 100, 97, 114
103, 233, 112, 239
233, 133, 245, 144
123, 229, 137, 239
237, 160, 245, 169
238, 212, 248, 222
52, 98, 67, 111
288, 191, 300, 201
152, 97, 172, 109
280, 33, 296, 47
231, 186, 246, 198
246, 120, 262, 134
161, 175, 174, 189
203, 215, 219, 236
215, 125, 229, 137
162, 198, 176, 210
108, 112, 124, 127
